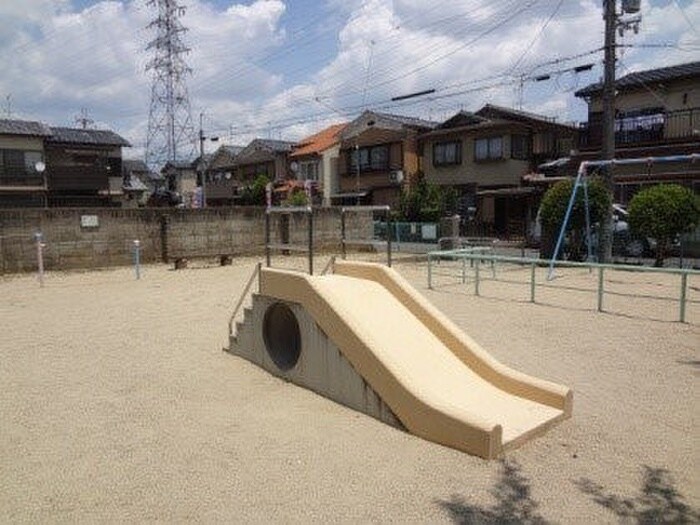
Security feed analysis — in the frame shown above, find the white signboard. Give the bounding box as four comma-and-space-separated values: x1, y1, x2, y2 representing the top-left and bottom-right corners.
421, 224, 437, 240
80, 215, 99, 228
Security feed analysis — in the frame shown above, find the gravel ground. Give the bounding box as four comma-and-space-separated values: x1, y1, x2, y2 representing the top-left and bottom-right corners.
1, 257, 698, 523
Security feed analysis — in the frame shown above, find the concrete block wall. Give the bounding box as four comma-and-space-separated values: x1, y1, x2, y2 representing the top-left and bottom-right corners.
0, 207, 374, 274
230, 294, 402, 429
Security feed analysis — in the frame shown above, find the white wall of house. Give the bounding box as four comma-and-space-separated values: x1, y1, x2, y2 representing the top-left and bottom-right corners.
321, 143, 340, 206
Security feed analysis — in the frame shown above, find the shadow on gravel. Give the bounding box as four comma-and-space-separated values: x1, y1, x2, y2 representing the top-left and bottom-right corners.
437, 459, 550, 524
576, 466, 700, 524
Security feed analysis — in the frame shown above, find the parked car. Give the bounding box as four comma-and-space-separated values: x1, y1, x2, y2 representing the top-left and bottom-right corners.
147, 189, 183, 207
530, 203, 654, 258
612, 204, 655, 257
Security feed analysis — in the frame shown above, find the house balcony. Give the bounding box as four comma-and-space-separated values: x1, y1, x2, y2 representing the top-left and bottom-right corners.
0, 174, 47, 191
578, 107, 699, 150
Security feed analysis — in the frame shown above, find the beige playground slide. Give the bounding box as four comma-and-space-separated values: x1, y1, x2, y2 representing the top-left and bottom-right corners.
257, 261, 572, 459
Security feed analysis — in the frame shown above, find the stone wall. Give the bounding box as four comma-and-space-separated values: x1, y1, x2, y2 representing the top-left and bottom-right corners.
0, 207, 373, 274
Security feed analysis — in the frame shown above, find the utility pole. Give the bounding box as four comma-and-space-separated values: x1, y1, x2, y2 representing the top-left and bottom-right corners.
199, 112, 206, 208
599, 0, 617, 263
599, 0, 641, 262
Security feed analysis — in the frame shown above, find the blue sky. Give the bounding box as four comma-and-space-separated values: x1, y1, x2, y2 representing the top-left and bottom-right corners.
1, 0, 698, 160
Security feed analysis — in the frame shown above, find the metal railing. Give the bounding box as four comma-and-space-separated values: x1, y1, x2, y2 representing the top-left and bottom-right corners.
265, 206, 314, 274
228, 262, 262, 337
342, 205, 392, 266
427, 251, 699, 323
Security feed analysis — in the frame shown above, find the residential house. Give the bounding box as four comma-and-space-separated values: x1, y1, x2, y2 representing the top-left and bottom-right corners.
123, 159, 163, 195
120, 159, 153, 207
45, 126, 130, 207
162, 160, 198, 206
234, 138, 295, 183
420, 104, 577, 237
203, 144, 244, 206
573, 60, 700, 204
0, 119, 51, 207
335, 111, 437, 206
289, 123, 347, 206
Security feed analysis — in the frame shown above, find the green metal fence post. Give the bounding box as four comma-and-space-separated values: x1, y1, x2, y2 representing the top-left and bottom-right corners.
680, 272, 688, 323
597, 266, 604, 312
530, 262, 536, 303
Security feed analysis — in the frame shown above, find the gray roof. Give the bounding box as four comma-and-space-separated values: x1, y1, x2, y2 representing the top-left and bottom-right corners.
122, 159, 151, 173
123, 175, 148, 192
222, 145, 245, 156
371, 111, 438, 129
0, 119, 52, 137
575, 61, 700, 97
253, 138, 296, 152
48, 127, 131, 147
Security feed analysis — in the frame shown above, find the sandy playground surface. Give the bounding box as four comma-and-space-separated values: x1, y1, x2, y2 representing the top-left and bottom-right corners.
1, 256, 698, 523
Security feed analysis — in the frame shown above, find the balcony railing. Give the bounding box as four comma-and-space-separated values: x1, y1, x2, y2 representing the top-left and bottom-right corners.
0, 175, 46, 188
579, 107, 699, 149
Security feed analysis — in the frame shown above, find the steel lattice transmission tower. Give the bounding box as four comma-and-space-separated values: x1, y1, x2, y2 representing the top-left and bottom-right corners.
144, 0, 196, 169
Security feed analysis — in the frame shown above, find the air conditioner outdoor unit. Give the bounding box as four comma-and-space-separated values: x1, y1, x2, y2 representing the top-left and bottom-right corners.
390, 170, 404, 184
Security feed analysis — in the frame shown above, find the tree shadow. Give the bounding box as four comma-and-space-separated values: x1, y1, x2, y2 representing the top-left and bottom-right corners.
437, 459, 550, 524
576, 466, 700, 524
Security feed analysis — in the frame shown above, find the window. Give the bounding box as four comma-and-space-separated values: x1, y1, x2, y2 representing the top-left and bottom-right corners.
511, 135, 530, 160
349, 145, 389, 172
474, 137, 503, 161
299, 161, 318, 181
0, 149, 44, 179
433, 141, 462, 166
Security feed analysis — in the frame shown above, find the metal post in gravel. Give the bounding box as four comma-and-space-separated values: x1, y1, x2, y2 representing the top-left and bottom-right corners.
597, 266, 605, 312
679, 273, 688, 323
530, 262, 536, 303
35, 232, 45, 287
475, 257, 480, 296
427, 253, 432, 289
133, 240, 141, 280
462, 256, 466, 284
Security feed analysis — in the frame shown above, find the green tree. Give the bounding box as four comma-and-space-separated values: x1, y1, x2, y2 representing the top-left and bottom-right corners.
628, 184, 700, 266
283, 189, 308, 207
239, 174, 269, 205
398, 173, 458, 222
539, 177, 611, 260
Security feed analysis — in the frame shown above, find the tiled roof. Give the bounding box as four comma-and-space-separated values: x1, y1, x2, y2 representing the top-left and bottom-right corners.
122, 159, 150, 173
575, 61, 700, 97
0, 119, 52, 137
255, 138, 296, 152
123, 175, 148, 192
48, 127, 131, 147
290, 123, 347, 158
371, 111, 438, 129
222, 145, 245, 156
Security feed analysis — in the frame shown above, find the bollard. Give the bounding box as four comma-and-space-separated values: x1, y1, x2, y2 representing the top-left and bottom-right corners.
530, 262, 536, 303
34, 232, 45, 287
474, 257, 480, 296
427, 253, 432, 289
133, 240, 141, 280
679, 273, 687, 323
462, 256, 466, 284
597, 267, 604, 312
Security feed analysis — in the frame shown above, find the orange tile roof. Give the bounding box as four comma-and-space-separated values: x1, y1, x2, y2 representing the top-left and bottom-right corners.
290, 123, 347, 158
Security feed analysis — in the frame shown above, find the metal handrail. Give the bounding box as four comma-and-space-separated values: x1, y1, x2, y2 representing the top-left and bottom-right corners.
265, 205, 314, 274
228, 262, 262, 336
320, 255, 336, 275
